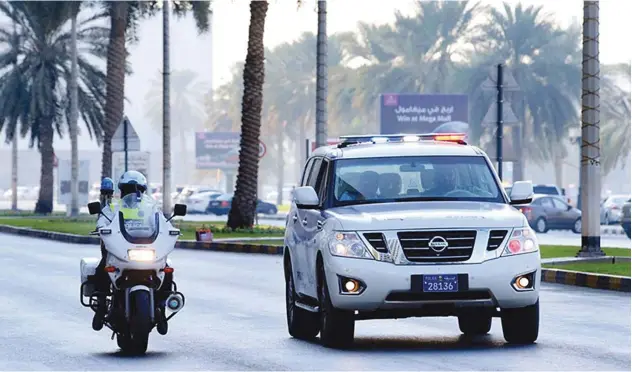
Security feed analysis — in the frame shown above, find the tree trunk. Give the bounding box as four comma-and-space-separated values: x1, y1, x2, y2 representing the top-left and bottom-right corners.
162, 0, 172, 214
227, 0, 268, 229
35, 120, 55, 215
276, 122, 284, 206
70, 11, 79, 216
11, 134, 17, 211
315, 0, 327, 147
101, 2, 129, 180
553, 150, 564, 188
180, 127, 187, 184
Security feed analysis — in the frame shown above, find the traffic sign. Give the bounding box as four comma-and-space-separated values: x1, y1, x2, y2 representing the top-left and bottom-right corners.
112, 116, 140, 152
480, 66, 520, 91
482, 99, 520, 125
258, 141, 266, 159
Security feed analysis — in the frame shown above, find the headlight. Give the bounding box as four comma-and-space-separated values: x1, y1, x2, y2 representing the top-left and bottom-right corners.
501, 228, 539, 256
128, 249, 156, 262
329, 232, 374, 259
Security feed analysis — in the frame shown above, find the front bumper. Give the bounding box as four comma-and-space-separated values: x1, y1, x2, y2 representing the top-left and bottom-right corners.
324, 252, 540, 314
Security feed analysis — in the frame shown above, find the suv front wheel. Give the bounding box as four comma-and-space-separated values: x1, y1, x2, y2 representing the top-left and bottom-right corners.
318, 261, 355, 348
285, 258, 320, 340
501, 300, 540, 344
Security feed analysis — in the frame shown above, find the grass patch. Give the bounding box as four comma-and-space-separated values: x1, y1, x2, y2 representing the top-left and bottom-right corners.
222, 239, 284, 246
543, 261, 631, 277
539, 245, 630, 259
277, 204, 290, 213
0, 218, 284, 240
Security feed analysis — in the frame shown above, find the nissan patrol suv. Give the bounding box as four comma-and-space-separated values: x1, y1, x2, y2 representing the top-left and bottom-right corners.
283, 133, 540, 349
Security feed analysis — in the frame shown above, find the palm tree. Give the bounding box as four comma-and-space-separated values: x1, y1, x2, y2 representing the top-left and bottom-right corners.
69, 2, 81, 216
600, 63, 631, 174
100, 0, 211, 181
227, 0, 269, 229
463, 3, 582, 181
0, 1, 108, 214
144, 69, 209, 183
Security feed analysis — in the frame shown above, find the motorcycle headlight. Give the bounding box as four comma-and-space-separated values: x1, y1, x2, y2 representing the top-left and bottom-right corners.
128, 249, 156, 262
501, 228, 539, 257
329, 232, 373, 259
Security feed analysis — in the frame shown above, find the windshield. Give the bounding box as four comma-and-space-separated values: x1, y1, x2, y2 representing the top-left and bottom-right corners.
116, 193, 160, 244
332, 156, 504, 206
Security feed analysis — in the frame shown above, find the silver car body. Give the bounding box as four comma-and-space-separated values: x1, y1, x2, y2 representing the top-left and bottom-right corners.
285, 138, 540, 317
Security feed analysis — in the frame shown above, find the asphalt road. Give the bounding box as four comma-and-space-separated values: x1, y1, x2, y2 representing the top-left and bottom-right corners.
0, 233, 629, 370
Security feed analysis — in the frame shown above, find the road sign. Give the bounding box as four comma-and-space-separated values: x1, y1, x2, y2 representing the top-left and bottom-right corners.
480, 66, 520, 91
112, 116, 140, 152
259, 141, 266, 158
57, 159, 90, 206
195, 132, 240, 170
482, 99, 520, 125
112, 152, 150, 185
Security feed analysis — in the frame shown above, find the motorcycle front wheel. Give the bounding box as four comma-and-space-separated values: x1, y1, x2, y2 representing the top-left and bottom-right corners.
118, 290, 152, 355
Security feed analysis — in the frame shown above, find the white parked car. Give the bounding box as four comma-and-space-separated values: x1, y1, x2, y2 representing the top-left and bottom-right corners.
186, 191, 223, 214
283, 133, 540, 349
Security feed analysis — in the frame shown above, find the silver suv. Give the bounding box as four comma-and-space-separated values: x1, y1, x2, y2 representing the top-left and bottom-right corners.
283, 133, 540, 349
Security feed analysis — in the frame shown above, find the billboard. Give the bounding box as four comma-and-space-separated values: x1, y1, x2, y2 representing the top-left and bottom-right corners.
195, 132, 241, 169
57, 159, 90, 206
380, 94, 469, 134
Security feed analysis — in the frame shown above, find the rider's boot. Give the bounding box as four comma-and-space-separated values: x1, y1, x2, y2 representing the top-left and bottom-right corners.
92, 273, 108, 331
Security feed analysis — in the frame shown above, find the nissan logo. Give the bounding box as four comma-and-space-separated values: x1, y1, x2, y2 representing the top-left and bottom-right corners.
428, 236, 449, 252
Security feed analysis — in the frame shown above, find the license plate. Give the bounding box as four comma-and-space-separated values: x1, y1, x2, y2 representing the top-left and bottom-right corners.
211, 202, 219, 206
422, 274, 458, 292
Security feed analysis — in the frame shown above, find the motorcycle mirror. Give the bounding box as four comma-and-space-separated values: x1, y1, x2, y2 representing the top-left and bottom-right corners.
166, 204, 187, 223
88, 201, 101, 215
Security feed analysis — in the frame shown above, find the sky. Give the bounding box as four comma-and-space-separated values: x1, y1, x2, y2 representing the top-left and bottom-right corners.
5, 0, 632, 152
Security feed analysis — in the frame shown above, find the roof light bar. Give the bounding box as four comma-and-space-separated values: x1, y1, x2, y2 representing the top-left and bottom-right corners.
337, 133, 467, 147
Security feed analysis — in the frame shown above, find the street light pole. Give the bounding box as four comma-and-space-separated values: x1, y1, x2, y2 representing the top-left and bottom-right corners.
496, 63, 504, 181
162, 0, 172, 215
577, 1, 604, 257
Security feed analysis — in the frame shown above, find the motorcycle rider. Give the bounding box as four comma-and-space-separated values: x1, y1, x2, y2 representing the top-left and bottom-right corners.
92, 171, 151, 330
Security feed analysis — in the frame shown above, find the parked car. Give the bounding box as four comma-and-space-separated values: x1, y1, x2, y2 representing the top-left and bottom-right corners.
600, 194, 630, 225
621, 199, 631, 239
207, 194, 278, 215
518, 194, 582, 234
186, 191, 223, 214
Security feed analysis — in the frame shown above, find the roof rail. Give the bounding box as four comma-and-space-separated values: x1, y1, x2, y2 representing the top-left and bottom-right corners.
337, 133, 467, 148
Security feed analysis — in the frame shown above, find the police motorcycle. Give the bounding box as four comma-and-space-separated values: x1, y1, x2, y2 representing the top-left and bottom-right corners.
80, 192, 187, 354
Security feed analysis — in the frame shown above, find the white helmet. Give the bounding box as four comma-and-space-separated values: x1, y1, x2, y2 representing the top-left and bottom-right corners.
118, 170, 148, 196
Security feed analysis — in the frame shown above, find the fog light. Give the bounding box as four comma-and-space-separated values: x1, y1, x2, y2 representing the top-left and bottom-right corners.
512, 272, 535, 291
344, 279, 359, 292
517, 276, 530, 288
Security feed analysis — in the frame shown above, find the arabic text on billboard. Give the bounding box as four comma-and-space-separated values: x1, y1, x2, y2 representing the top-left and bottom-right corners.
380, 94, 468, 134
195, 132, 240, 169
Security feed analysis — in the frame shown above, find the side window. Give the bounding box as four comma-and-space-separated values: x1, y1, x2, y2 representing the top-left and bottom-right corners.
301, 158, 315, 186
315, 160, 330, 204
552, 198, 568, 210
306, 158, 322, 188
540, 198, 554, 208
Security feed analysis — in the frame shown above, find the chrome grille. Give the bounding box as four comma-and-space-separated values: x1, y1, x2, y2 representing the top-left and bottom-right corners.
363, 232, 388, 253
486, 230, 507, 251
397, 230, 477, 262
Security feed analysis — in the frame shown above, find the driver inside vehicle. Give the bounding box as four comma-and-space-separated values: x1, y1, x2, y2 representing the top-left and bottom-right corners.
422, 165, 458, 196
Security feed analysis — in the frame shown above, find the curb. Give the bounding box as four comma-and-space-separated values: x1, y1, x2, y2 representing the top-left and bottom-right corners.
541, 268, 630, 292
601, 226, 627, 236
0, 224, 283, 255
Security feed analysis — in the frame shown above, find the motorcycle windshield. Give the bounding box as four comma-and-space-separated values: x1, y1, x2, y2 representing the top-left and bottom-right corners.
117, 193, 160, 244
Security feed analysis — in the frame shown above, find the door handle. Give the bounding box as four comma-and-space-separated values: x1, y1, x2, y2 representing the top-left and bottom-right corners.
301, 218, 308, 226
292, 215, 298, 223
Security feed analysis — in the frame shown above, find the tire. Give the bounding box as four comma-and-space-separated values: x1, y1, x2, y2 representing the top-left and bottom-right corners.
318, 262, 355, 349
572, 218, 581, 234
285, 258, 320, 340
120, 290, 152, 355
501, 300, 539, 344
458, 312, 492, 336
534, 217, 548, 233
624, 225, 631, 239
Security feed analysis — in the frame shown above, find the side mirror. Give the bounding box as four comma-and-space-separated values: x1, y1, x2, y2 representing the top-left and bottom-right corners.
173, 203, 187, 217
293, 186, 320, 209
509, 181, 534, 205
88, 201, 102, 215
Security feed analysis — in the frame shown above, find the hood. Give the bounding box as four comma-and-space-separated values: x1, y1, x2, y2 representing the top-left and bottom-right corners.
325, 201, 527, 231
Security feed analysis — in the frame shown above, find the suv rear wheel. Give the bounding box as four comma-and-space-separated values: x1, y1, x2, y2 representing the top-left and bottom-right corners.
285, 258, 320, 340
318, 262, 354, 349
501, 300, 539, 344
457, 311, 492, 336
